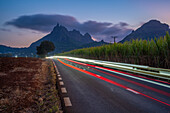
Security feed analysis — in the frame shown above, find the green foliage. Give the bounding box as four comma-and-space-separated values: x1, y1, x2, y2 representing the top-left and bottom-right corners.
58, 32, 170, 68
36, 41, 55, 57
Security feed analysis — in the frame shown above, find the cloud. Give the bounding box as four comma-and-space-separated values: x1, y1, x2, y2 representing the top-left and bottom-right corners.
0, 28, 11, 32
5, 14, 78, 32
118, 22, 129, 27
79, 20, 112, 34
5, 14, 133, 42
97, 23, 132, 42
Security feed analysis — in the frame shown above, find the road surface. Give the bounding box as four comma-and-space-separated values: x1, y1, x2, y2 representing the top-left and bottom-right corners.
53, 58, 170, 113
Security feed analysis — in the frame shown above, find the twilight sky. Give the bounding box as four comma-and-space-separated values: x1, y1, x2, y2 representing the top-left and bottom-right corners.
0, 0, 170, 47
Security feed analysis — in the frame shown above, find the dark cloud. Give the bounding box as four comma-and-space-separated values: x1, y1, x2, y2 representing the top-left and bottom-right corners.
79, 20, 112, 34
5, 14, 78, 32
0, 28, 11, 32
102, 26, 122, 35
118, 22, 129, 27
99, 23, 132, 42
92, 29, 132, 43
5, 14, 133, 42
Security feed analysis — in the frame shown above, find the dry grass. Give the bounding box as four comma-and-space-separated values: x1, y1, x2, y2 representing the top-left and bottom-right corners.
0, 57, 61, 113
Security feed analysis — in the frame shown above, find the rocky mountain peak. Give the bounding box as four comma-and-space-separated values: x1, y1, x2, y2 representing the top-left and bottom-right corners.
72, 29, 81, 34
51, 24, 68, 34
84, 33, 91, 37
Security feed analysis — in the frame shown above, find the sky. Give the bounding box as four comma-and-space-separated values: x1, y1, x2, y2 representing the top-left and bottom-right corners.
0, 0, 170, 47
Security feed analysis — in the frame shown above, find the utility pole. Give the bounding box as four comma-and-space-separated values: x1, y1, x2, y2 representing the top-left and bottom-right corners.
111, 36, 117, 43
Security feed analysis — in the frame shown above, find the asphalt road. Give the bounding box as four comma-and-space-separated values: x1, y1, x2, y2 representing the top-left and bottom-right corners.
53, 58, 170, 113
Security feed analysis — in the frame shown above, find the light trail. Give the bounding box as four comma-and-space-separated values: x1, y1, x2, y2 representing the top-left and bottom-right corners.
57, 58, 170, 107
65, 58, 170, 97
64, 58, 170, 88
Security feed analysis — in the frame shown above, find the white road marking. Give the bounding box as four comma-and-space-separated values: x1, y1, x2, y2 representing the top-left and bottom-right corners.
64, 97, 72, 106
126, 88, 139, 94
59, 77, 62, 80
58, 74, 61, 77
61, 87, 67, 93
96, 67, 170, 88
59, 81, 64, 86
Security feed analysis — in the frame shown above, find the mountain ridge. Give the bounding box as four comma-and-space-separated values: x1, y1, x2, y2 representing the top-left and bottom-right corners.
0, 24, 108, 56
28, 24, 95, 53
120, 19, 170, 43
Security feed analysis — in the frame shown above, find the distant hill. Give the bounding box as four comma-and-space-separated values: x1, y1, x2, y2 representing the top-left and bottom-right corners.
0, 45, 16, 53
0, 45, 32, 57
120, 20, 170, 43
0, 45, 27, 53
80, 40, 108, 48
0, 24, 109, 57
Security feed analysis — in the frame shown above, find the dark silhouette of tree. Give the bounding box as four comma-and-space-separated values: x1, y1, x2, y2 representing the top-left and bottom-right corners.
36, 41, 55, 57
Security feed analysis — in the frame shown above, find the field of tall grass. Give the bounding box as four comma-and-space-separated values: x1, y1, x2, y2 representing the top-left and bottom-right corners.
58, 32, 170, 69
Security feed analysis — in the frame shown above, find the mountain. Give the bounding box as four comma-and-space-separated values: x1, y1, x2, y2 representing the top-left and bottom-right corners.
28, 24, 94, 53
0, 45, 33, 57
0, 45, 28, 53
120, 20, 170, 43
0, 45, 17, 53
0, 24, 109, 57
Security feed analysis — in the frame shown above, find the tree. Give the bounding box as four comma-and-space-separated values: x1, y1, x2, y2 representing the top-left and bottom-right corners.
36, 41, 55, 57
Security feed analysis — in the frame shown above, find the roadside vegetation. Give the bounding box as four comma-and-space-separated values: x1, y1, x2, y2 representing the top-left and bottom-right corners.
0, 57, 61, 113
59, 32, 170, 69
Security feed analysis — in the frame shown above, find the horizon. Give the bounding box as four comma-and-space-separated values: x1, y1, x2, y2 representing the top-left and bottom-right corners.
0, 0, 170, 47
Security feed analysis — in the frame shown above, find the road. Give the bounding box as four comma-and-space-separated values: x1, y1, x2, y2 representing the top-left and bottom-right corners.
53, 58, 170, 113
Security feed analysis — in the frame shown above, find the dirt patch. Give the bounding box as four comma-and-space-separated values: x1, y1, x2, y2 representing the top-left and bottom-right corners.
0, 57, 61, 113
